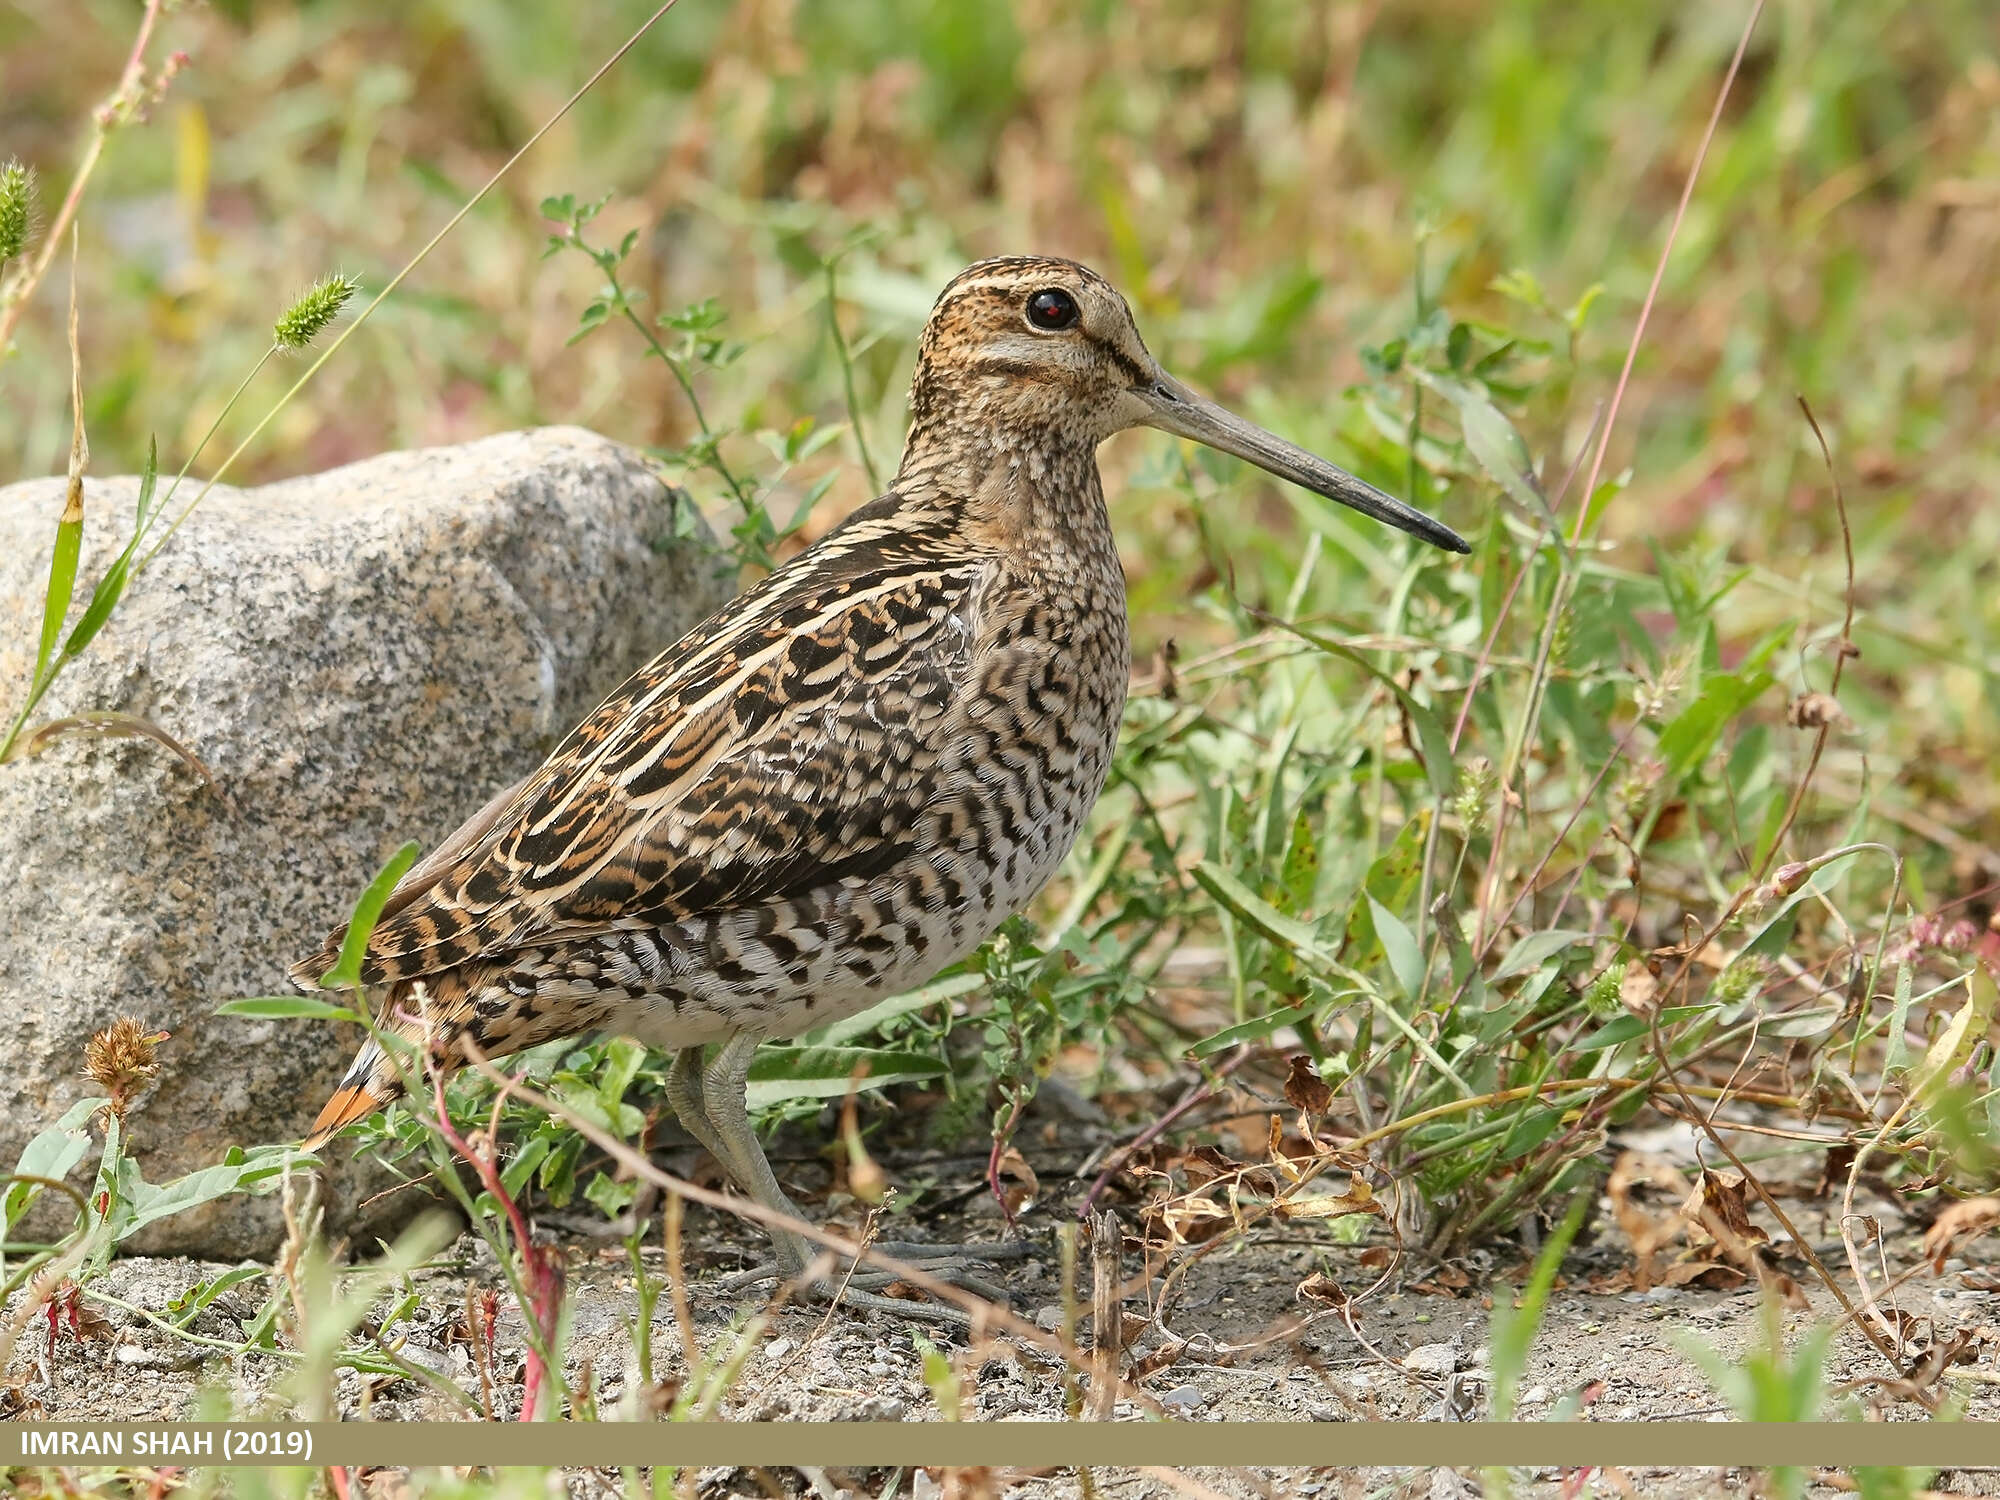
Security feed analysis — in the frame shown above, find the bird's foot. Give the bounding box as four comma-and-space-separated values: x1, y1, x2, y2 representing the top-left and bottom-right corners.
724, 1237, 1037, 1325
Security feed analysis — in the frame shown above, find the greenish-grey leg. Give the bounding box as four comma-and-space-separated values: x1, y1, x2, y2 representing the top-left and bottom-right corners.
702, 1032, 1003, 1326
664, 1046, 738, 1177
698, 1031, 818, 1278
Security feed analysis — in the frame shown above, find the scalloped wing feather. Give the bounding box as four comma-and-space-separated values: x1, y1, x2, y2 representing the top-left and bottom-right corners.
291, 497, 988, 988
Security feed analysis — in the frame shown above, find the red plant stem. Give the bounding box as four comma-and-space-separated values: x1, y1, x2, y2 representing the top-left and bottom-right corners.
986, 1092, 1029, 1228
430, 1066, 561, 1421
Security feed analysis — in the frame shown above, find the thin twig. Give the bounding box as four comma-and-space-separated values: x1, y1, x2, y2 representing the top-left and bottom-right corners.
135, 0, 688, 573
0, 0, 168, 351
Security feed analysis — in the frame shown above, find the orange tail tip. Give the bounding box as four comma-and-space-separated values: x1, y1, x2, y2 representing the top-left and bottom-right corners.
302, 1084, 385, 1151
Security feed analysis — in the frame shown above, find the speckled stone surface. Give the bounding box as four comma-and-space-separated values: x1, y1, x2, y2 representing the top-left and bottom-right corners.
0, 427, 729, 1255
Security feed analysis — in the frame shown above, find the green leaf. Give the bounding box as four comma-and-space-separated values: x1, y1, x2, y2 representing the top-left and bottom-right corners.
166, 1265, 265, 1329
1342, 813, 1431, 961
1881, 963, 1914, 1073
1738, 846, 1873, 961
1189, 1005, 1349, 1060
501, 1132, 554, 1200
812, 973, 982, 1046
35, 491, 84, 685
1656, 668, 1777, 783
1909, 966, 1997, 1104
1420, 372, 1549, 521
1367, 895, 1424, 1001
321, 840, 421, 991
1191, 861, 1324, 957
1488, 1197, 1586, 1420
1281, 625, 1455, 801
1491, 930, 1594, 983
743, 1045, 947, 1108
215, 995, 360, 1021
584, 1171, 638, 1219
4, 1098, 99, 1232
1571, 1006, 1705, 1051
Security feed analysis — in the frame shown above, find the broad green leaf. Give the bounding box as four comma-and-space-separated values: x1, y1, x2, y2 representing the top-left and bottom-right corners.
595, 1037, 647, 1131
1367, 895, 1424, 1001
1656, 669, 1776, 782
1342, 813, 1431, 961
321, 840, 421, 990
1188, 1009, 1317, 1060
1738, 846, 1873, 961
3, 1098, 99, 1231
35, 491, 83, 685
1280, 806, 1320, 913
501, 1132, 554, 1199
584, 1171, 638, 1219
812, 973, 983, 1046
1284, 626, 1455, 801
1421, 372, 1550, 522
1571, 1006, 1705, 1051
1488, 1198, 1587, 1420
117, 1148, 301, 1237
1881, 963, 1914, 1073
167, 1265, 265, 1328
744, 1045, 947, 1108
59, 439, 157, 663
1192, 862, 1324, 956
1761, 1004, 1844, 1039
1491, 929, 1594, 983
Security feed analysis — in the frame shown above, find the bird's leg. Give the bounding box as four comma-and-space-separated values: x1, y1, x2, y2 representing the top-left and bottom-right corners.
687, 1033, 819, 1279
695, 1032, 1028, 1326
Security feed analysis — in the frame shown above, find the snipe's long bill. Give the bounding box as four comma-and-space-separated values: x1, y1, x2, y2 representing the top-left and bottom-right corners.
291, 255, 1464, 1325
1141, 369, 1467, 554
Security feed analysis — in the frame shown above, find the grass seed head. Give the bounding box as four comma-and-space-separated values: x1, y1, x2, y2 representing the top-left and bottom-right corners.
0, 159, 37, 267
273, 272, 361, 350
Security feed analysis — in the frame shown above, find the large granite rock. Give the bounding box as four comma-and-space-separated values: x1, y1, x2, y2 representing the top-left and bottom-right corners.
0, 428, 729, 1256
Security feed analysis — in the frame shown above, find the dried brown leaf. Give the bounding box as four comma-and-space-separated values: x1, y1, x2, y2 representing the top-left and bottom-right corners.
1296, 1272, 1350, 1307
993, 1145, 1038, 1220
1283, 1054, 1333, 1117
1683, 1168, 1769, 1269
1924, 1197, 2000, 1274
1608, 1150, 1690, 1289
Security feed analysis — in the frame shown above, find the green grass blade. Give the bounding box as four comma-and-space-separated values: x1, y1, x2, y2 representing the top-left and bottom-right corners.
320, 839, 421, 990
34, 498, 82, 685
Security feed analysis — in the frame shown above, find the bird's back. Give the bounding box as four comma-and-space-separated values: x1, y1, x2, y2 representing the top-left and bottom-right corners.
291, 469, 1129, 1051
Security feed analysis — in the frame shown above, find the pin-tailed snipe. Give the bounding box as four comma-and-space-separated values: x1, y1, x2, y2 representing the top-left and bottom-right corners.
296, 256, 1466, 1321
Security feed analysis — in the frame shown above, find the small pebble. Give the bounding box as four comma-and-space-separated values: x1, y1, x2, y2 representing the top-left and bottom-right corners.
1401, 1342, 1459, 1376
1160, 1383, 1205, 1412
763, 1338, 794, 1362
1520, 1384, 1548, 1405
1033, 1306, 1063, 1333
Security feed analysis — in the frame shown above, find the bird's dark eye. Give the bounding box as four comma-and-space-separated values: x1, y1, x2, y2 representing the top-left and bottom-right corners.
1026, 288, 1079, 331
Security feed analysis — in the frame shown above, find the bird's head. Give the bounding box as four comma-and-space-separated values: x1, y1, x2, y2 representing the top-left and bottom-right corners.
903, 255, 1468, 553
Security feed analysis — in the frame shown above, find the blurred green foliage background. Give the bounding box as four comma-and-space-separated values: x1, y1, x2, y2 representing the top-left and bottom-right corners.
6, 0, 2000, 1248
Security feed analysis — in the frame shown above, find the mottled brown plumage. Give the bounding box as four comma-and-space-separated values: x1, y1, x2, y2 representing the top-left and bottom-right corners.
295, 256, 1464, 1317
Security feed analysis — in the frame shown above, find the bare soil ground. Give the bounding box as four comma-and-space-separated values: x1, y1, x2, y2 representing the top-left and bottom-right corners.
7, 1096, 1998, 1499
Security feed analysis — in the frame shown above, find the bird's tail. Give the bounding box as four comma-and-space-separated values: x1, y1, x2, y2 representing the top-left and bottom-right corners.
300, 974, 477, 1150
303, 1036, 402, 1150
